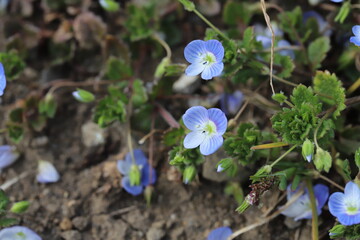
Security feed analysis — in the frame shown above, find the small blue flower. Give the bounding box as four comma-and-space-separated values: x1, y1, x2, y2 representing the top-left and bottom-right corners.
220, 90, 244, 116
0, 145, 19, 170
280, 183, 329, 220
0, 63, 6, 96
330, 0, 343, 2
184, 40, 224, 80
37, 160, 60, 183
207, 227, 232, 240
0, 226, 42, 240
117, 149, 156, 196
303, 11, 332, 37
329, 181, 360, 226
350, 25, 360, 47
182, 106, 227, 155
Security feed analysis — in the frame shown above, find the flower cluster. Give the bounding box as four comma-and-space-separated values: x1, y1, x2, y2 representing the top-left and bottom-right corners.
280, 183, 329, 220
0, 226, 41, 240
117, 149, 156, 196
207, 226, 232, 240
182, 106, 227, 155
0, 63, 6, 96
329, 181, 360, 226
184, 39, 224, 80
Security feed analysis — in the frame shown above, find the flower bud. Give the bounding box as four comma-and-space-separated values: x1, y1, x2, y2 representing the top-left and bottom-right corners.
302, 139, 314, 162
183, 165, 196, 184
216, 158, 233, 172
129, 164, 141, 186
10, 201, 30, 214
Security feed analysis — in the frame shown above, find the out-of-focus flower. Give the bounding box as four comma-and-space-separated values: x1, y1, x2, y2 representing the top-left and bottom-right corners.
280, 183, 329, 220
0, 0, 9, 13
182, 106, 227, 155
329, 181, 360, 226
330, 0, 343, 2
350, 25, 360, 47
277, 40, 295, 59
308, 0, 323, 6
0, 63, 6, 96
0, 145, 19, 170
37, 160, 60, 183
184, 40, 224, 80
207, 226, 232, 240
0, 226, 42, 240
303, 11, 332, 37
117, 149, 156, 196
220, 90, 244, 116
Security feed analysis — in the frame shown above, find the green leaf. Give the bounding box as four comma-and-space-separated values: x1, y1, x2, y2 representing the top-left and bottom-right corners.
334, 158, 351, 182
308, 37, 330, 70
73, 88, 95, 103
105, 56, 132, 80
278, 7, 302, 42
0, 218, 18, 228
302, 139, 314, 162
223, 1, 251, 26
272, 93, 288, 104
9, 108, 23, 123
334, 2, 350, 23
39, 94, 57, 118
132, 79, 148, 107
313, 71, 346, 118
178, 0, 195, 11
163, 128, 185, 147
8, 125, 24, 143
224, 182, 244, 205
0, 190, 9, 211
10, 201, 30, 214
355, 148, 360, 170
164, 64, 186, 77
125, 4, 156, 41
154, 57, 171, 79
0, 52, 26, 80
314, 147, 332, 172
99, 0, 120, 12
183, 165, 196, 184
273, 55, 294, 78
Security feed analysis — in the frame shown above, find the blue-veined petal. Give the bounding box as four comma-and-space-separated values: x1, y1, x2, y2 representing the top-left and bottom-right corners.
337, 213, 360, 226
0, 145, 19, 170
0, 226, 42, 240
207, 226, 232, 240
207, 108, 227, 135
344, 182, 360, 209
37, 161, 60, 183
329, 192, 346, 216
204, 40, 224, 62
314, 184, 329, 210
141, 163, 156, 186
182, 106, 209, 131
184, 40, 206, 63
184, 131, 205, 149
200, 134, 223, 155
185, 62, 206, 77
0, 63, 6, 96
121, 176, 143, 196
350, 36, 360, 46
201, 62, 223, 80
353, 25, 360, 37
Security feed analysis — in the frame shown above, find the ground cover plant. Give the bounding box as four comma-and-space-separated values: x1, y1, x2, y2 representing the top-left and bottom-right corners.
0, 0, 359, 239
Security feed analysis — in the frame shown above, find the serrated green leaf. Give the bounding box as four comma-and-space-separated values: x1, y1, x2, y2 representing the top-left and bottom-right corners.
0, 190, 9, 211
355, 148, 360, 170
273, 54, 294, 78
308, 37, 330, 70
314, 147, 332, 172
272, 93, 288, 104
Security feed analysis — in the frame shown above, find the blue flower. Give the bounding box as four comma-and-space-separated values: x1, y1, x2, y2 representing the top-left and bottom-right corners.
329, 181, 360, 226
220, 90, 244, 116
0, 145, 19, 170
37, 160, 60, 183
303, 11, 332, 37
117, 149, 156, 196
330, 0, 343, 2
0, 63, 6, 96
182, 106, 227, 155
207, 227, 232, 240
184, 40, 224, 80
350, 25, 360, 47
280, 183, 329, 220
0, 226, 42, 240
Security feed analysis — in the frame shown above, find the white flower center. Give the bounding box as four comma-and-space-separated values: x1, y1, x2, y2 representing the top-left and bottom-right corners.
346, 204, 359, 215
197, 120, 217, 137
200, 52, 216, 66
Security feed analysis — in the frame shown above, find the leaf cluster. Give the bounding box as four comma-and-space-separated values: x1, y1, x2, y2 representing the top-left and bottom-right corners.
329, 224, 360, 240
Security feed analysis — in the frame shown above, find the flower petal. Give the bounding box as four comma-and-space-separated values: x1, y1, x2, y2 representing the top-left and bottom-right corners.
201, 62, 223, 80
121, 176, 143, 196
117, 160, 131, 175
256, 35, 271, 49
337, 212, 360, 226
329, 192, 347, 217
0, 63, 5, 96
314, 184, 329, 209
207, 227, 232, 240
132, 149, 148, 166
185, 62, 206, 77
353, 25, 360, 37
200, 135, 223, 155
182, 106, 209, 131
184, 40, 206, 63
184, 131, 206, 149
344, 182, 360, 209
0, 145, 19, 170
37, 161, 60, 183
280, 194, 311, 220
277, 40, 295, 59
0, 226, 42, 240
207, 108, 227, 135
350, 36, 360, 46
204, 40, 224, 62
141, 163, 156, 186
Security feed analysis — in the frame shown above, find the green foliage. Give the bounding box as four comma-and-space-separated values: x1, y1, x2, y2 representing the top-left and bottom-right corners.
39, 94, 58, 118
334, 158, 351, 182
356, 147, 360, 170
224, 182, 244, 205
93, 85, 127, 127
308, 37, 330, 70
163, 128, 185, 147
10, 201, 30, 214
0, 52, 26, 80
302, 139, 314, 162
0, 190, 28, 228
164, 64, 186, 77
273, 55, 294, 78
223, 1, 251, 26
154, 57, 171, 79
72, 89, 95, 103
335, 2, 350, 24
0, 218, 18, 228
278, 7, 302, 42
183, 165, 196, 183
313, 71, 346, 118
223, 123, 262, 165
125, 4, 156, 41
178, 0, 195, 11
105, 56, 132, 80
329, 224, 360, 240
7, 125, 24, 143
217, 158, 238, 177
314, 147, 332, 172
272, 93, 288, 105
132, 79, 148, 107
100, 0, 120, 12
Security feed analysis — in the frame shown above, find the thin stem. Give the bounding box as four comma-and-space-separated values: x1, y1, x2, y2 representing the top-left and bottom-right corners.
305, 179, 319, 240
270, 144, 298, 168
313, 111, 331, 149
193, 9, 231, 42
260, 0, 275, 95
318, 173, 344, 191
152, 33, 172, 59
272, 75, 298, 87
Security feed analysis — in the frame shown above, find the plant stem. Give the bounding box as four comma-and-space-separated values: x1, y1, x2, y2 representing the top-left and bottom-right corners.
305, 179, 319, 240
270, 144, 298, 168
152, 33, 172, 59
313, 111, 331, 149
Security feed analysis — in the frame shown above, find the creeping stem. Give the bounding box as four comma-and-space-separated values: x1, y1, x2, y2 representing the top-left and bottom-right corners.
269, 144, 298, 168
305, 179, 319, 240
